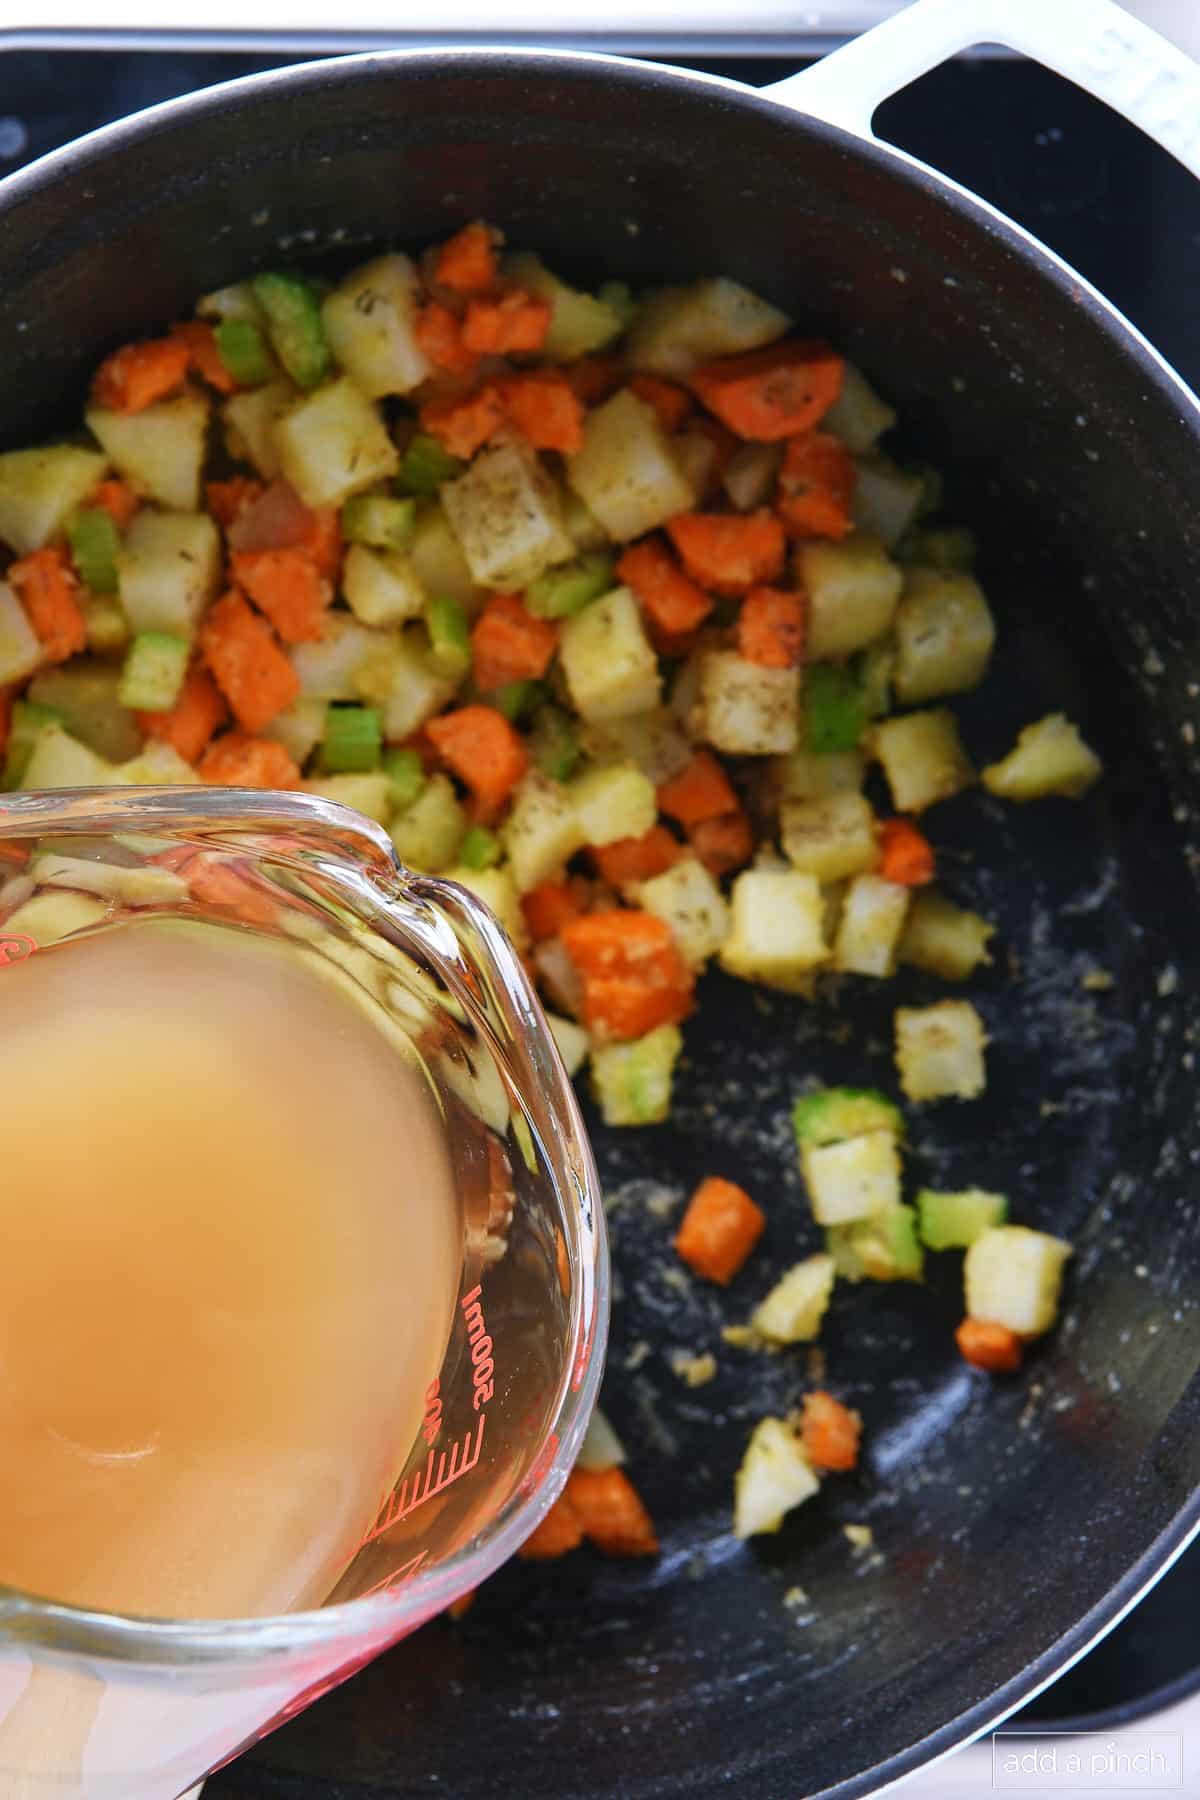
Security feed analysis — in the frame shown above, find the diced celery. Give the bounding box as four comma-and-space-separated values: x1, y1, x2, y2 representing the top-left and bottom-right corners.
525, 552, 615, 620
252, 272, 332, 390
212, 318, 272, 387
494, 680, 549, 725
589, 1023, 682, 1126
341, 494, 417, 552
396, 434, 464, 496
389, 772, 465, 872
3, 700, 64, 788
460, 825, 501, 871
793, 1086, 902, 1149
897, 525, 977, 571
117, 633, 189, 713
425, 595, 471, 676
529, 704, 581, 782
805, 663, 869, 753
68, 507, 120, 594
321, 704, 382, 773
830, 1205, 924, 1282
917, 1188, 1008, 1251
381, 747, 427, 810
598, 281, 638, 333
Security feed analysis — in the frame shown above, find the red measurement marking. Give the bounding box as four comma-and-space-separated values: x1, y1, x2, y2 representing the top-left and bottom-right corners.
0, 934, 35, 967
360, 1549, 428, 1599
358, 1416, 486, 1548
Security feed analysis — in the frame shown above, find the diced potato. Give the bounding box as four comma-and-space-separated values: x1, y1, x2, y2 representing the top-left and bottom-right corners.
2, 889, 109, 946
291, 613, 379, 699
388, 772, 465, 872
627, 278, 790, 377
353, 629, 460, 742
223, 379, 298, 479
559, 586, 661, 723
407, 502, 483, 612
858, 638, 896, 719
87, 388, 209, 511
441, 862, 528, 950
273, 378, 399, 509
893, 567, 996, 704
305, 771, 394, 825
28, 661, 141, 761
774, 747, 865, 803
568, 762, 656, 847
561, 490, 610, 555
442, 440, 573, 590
576, 1404, 627, 1471
671, 430, 720, 501
872, 707, 974, 813
20, 725, 116, 789
899, 890, 994, 980
701, 652, 799, 756
565, 390, 694, 542
263, 697, 326, 766
0, 581, 43, 686
28, 852, 187, 908
851, 455, 925, 547
802, 1130, 901, 1226
750, 1254, 836, 1345
895, 999, 987, 1102
834, 872, 912, 977
0, 444, 108, 555
723, 443, 784, 513
733, 1416, 820, 1539
799, 535, 903, 661
502, 772, 587, 892
781, 791, 876, 882
719, 868, 828, 992
634, 858, 730, 966
589, 1023, 683, 1126
503, 253, 624, 359
321, 254, 430, 397
578, 708, 692, 786
117, 510, 221, 639
547, 1011, 590, 1078
965, 1225, 1072, 1337
982, 713, 1102, 801
341, 543, 427, 627
84, 595, 131, 656
821, 363, 896, 453
116, 741, 199, 784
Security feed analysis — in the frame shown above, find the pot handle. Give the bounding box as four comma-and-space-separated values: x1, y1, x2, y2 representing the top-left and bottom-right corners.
766, 0, 1200, 183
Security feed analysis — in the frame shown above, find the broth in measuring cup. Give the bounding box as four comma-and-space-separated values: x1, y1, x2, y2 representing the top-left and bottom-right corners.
0, 918, 462, 1620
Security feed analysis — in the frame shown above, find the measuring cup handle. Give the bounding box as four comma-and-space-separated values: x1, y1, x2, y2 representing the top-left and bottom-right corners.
765, 0, 1200, 186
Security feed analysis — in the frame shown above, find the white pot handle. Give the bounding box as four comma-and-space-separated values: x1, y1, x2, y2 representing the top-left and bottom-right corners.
766, 0, 1200, 183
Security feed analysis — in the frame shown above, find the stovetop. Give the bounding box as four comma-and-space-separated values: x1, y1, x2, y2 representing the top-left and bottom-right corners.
3, 36, 1198, 1784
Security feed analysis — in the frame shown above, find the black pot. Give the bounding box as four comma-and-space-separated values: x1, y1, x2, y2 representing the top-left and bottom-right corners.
3, 11, 1200, 1796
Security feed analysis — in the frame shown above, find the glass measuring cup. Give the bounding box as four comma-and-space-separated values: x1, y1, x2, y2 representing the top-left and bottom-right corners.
0, 784, 607, 1800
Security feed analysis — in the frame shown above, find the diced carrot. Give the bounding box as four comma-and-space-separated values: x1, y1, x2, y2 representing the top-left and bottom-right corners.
136, 663, 227, 763
616, 537, 713, 638
419, 385, 506, 460
647, 623, 703, 661
425, 705, 528, 821
582, 976, 690, 1040
956, 1318, 1023, 1374
737, 585, 806, 669
470, 591, 559, 692
446, 1589, 477, 1619
231, 547, 332, 645
0, 688, 11, 757
656, 749, 738, 826
690, 339, 844, 442
800, 1390, 863, 1472
462, 291, 552, 356
297, 506, 342, 583
196, 730, 302, 790
629, 373, 692, 434
92, 336, 191, 414
522, 879, 586, 943
414, 300, 480, 377
561, 908, 693, 1042
674, 1175, 766, 1284
564, 1467, 658, 1557
170, 320, 236, 395
665, 509, 785, 597
590, 825, 681, 886
688, 809, 754, 877
497, 371, 585, 454
9, 547, 86, 663
159, 846, 280, 926
88, 478, 139, 530
566, 356, 626, 406
517, 1491, 586, 1560
199, 589, 300, 733
876, 818, 935, 887
207, 477, 266, 531
777, 430, 856, 540
435, 221, 499, 295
